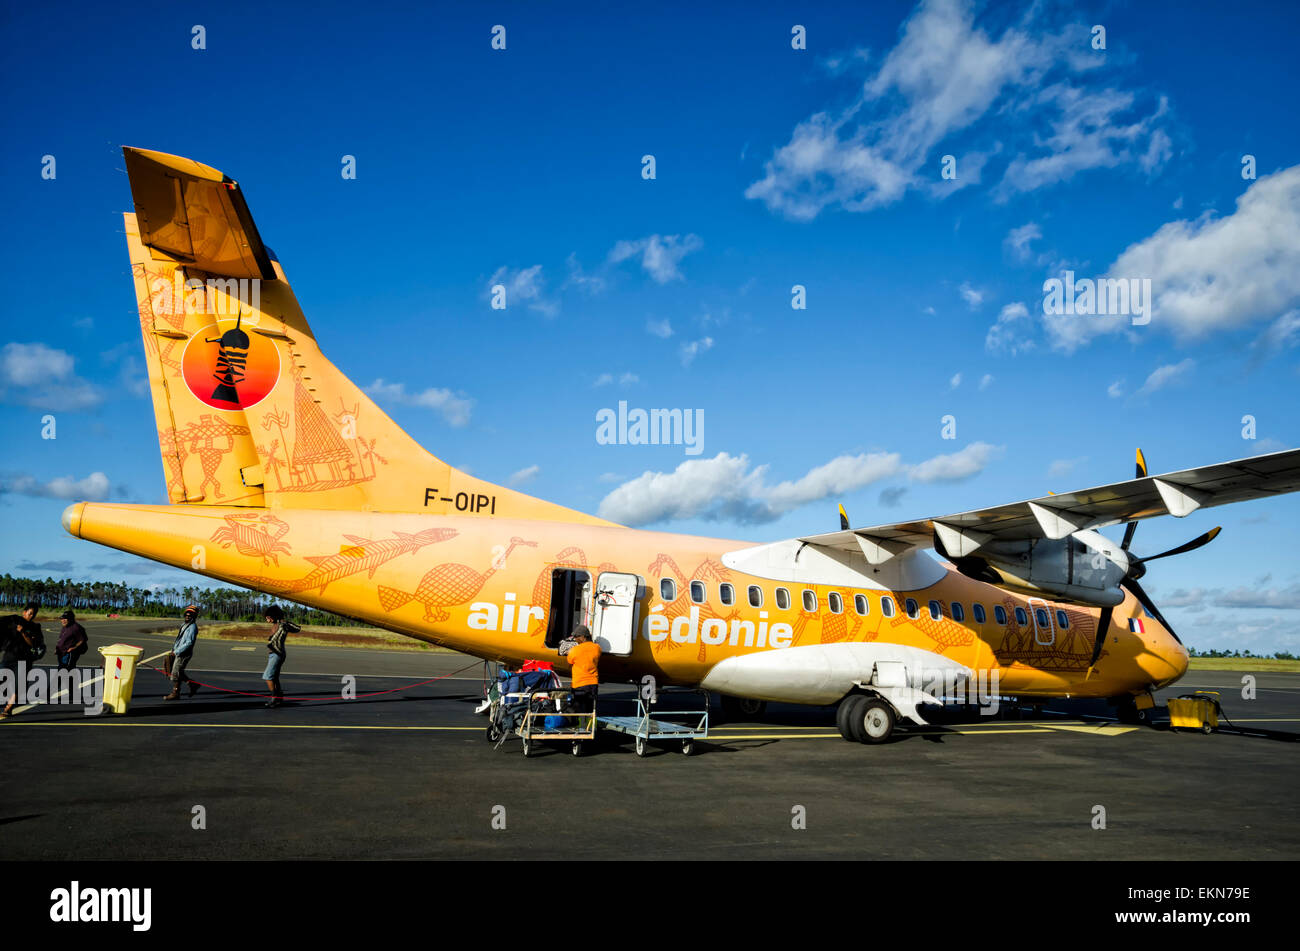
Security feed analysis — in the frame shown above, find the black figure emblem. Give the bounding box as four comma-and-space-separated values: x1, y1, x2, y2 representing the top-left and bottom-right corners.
207, 314, 250, 405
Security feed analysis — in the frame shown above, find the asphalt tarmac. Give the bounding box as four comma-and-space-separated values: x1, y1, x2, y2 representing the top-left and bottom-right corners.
3, 619, 1297, 859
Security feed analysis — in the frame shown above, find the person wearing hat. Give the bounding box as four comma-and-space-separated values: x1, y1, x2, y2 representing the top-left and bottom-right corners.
163, 605, 201, 701
261, 605, 300, 708
564, 624, 601, 717
55, 609, 88, 670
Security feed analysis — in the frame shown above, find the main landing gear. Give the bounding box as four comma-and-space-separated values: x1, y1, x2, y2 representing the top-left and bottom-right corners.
836, 694, 897, 744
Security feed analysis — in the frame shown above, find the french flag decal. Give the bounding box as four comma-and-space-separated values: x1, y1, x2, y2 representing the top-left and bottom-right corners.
1128, 618, 1146, 634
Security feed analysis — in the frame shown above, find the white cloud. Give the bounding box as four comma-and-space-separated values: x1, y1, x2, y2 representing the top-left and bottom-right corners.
978, 373, 994, 390
680, 337, 714, 366
745, 0, 1168, 220
1107, 380, 1124, 399
984, 301, 1034, 354
0, 342, 102, 411
598, 443, 999, 526
619, 372, 640, 385
365, 379, 473, 427
949, 372, 962, 389
1, 471, 111, 501
1046, 165, 1300, 351
486, 264, 557, 316
609, 234, 702, 283
1004, 222, 1042, 262
1047, 457, 1085, 479
563, 253, 605, 295
508, 465, 540, 487
646, 318, 673, 339
1135, 358, 1195, 398
959, 282, 984, 309
908, 441, 1002, 483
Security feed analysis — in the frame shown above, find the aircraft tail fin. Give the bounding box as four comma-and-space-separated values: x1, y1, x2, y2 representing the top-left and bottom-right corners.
123, 147, 610, 523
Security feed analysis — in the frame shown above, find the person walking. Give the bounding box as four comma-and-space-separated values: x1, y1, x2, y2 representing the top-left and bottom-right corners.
55, 610, 89, 670
163, 605, 200, 701
261, 605, 299, 708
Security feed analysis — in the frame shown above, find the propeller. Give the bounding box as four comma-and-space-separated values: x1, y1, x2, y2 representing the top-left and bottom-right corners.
1089, 449, 1219, 665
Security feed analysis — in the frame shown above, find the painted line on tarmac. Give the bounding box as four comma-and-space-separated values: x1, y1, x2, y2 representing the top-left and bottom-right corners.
1, 721, 485, 731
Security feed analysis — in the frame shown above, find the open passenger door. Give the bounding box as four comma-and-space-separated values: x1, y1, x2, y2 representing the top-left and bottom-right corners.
592, 572, 641, 656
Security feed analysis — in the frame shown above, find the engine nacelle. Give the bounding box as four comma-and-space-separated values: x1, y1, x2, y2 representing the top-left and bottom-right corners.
953, 529, 1129, 607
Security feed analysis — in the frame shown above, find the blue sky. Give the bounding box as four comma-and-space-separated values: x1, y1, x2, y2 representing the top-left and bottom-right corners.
1, 0, 1298, 652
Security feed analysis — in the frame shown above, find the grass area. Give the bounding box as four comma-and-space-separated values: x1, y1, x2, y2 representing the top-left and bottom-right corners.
199, 623, 453, 653
1188, 658, 1300, 672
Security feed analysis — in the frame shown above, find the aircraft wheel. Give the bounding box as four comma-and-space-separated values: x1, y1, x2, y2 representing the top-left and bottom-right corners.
681, 740, 693, 756
856, 699, 895, 744
635, 736, 647, 757
836, 696, 861, 741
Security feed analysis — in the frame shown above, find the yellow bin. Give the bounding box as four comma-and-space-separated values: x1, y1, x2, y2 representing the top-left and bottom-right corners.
99, 644, 145, 714
1168, 691, 1219, 734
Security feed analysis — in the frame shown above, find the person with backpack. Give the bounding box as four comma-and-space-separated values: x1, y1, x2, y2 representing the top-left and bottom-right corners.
163, 605, 200, 701
262, 605, 299, 708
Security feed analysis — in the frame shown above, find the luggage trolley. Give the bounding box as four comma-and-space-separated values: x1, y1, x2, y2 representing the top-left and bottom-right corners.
487, 668, 597, 757
598, 687, 710, 756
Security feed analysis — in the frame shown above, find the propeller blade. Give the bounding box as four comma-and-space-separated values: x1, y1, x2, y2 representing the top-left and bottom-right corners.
1141, 526, 1221, 563
838, 504, 849, 531
1119, 449, 1148, 550
1088, 604, 1114, 668
1126, 577, 1182, 645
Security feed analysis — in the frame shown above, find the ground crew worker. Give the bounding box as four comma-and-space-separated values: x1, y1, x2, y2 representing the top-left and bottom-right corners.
163, 605, 200, 701
56, 610, 88, 669
262, 605, 300, 708
566, 625, 601, 716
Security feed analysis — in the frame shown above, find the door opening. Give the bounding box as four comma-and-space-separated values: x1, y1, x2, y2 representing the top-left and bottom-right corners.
545, 569, 590, 648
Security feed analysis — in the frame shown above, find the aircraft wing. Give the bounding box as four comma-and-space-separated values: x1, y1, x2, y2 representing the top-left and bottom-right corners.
799, 448, 1300, 563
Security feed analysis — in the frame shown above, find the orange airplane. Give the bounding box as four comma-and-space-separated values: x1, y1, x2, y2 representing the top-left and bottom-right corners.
61, 148, 1300, 743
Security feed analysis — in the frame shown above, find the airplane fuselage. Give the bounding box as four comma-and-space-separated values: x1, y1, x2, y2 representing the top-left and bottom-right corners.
64, 502, 1189, 704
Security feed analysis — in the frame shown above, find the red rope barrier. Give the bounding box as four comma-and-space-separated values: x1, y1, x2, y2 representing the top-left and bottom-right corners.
145, 659, 483, 702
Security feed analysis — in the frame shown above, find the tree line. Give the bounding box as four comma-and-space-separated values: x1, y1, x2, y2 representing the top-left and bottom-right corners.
0, 574, 371, 628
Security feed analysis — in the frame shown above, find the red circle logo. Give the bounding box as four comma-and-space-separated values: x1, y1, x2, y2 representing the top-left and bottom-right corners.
181, 320, 280, 411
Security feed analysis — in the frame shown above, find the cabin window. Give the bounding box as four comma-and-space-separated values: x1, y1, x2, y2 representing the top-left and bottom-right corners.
994, 605, 1007, 625
1056, 610, 1069, 629
1035, 608, 1050, 629
905, 598, 919, 619
660, 578, 677, 601
828, 592, 844, 614
802, 590, 817, 612
952, 602, 965, 622
972, 603, 986, 623
881, 597, 895, 618
854, 594, 869, 616
689, 581, 705, 604
928, 600, 942, 621
1015, 607, 1028, 626
748, 585, 763, 608
719, 583, 734, 606
775, 587, 791, 610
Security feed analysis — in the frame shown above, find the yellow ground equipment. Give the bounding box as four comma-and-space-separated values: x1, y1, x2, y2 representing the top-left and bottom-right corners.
98, 644, 145, 714
1167, 690, 1221, 734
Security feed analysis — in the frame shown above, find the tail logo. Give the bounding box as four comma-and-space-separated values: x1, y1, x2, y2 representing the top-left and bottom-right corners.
182, 318, 280, 411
